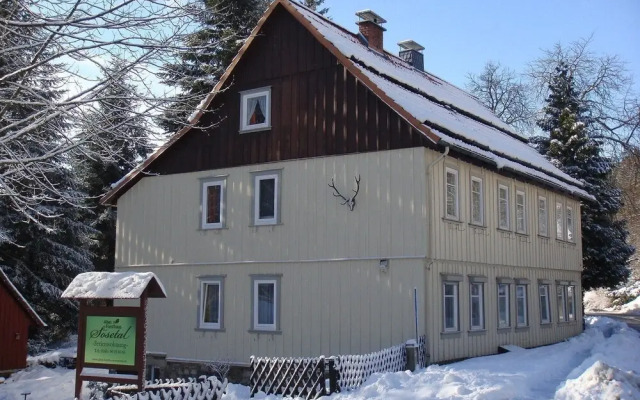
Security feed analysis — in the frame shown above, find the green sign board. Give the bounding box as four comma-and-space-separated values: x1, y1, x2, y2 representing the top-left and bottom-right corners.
84, 316, 137, 366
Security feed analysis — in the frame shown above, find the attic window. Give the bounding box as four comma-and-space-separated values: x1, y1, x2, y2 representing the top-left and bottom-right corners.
240, 87, 271, 133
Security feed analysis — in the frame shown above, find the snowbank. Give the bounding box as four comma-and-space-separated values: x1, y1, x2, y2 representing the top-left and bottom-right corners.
2, 317, 638, 400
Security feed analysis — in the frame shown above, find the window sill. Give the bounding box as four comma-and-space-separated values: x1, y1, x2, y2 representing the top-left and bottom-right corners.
250, 221, 283, 228
515, 326, 529, 332
440, 331, 461, 338
468, 223, 487, 228
442, 217, 462, 224
239, 126, 272, 134
537, 234, 550, 240
540, 322, 553, 328
199, 226, 228, 232
468, 329, 486, 336
248, 329, 282, 335
555, 239, 577, 246
195, 327, 225, 332
497, 326, 512, 332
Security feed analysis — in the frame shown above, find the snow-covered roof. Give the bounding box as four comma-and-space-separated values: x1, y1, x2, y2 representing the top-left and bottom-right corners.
0, 269, 47, 327
288, 1, 590, 200
61, 272, 167, 300
101, 0, 591, 205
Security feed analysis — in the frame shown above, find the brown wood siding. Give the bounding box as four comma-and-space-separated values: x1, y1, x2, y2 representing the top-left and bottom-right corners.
0, 285, 31, 371
149, 7, 430, 176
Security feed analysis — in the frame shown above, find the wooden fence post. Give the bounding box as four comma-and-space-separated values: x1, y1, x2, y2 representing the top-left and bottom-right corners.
327, 358, 340, 394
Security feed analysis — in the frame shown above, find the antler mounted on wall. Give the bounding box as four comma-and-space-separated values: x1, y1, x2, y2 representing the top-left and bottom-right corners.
328, 175, 361, 211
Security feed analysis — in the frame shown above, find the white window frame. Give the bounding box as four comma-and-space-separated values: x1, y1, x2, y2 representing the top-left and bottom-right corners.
566, 205, 574, 242
470, 176, 484, 226
515, 190, 527, 234
201, 179, 225, 229
445, 167, 459, 220
557, 285, 567, 322
240, 87, 271, 132
567, 285, 576, 321
497, 283, 510, 328
253, 278, 278, 331
199, 278, 223, 330
556, 201, 564, 240
538, 196, 548, 237
498, 184, 510, 230
442, 282, 459, 332
254, 172, 279, 226
516, 284, 528, 327
469, 282, 485, 331
539, 284, 551, 324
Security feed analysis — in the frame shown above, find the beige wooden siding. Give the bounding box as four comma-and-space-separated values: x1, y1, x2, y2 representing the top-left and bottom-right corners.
426, 148, 583, 271
116, 148, 427, 267
425, 260, 583, 363
135, 258, 424, 364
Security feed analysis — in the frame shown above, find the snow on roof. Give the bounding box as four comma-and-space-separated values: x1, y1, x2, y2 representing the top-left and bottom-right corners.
61, 272, 167, 300
289, 2, 589, 198
0, 269, 46, 327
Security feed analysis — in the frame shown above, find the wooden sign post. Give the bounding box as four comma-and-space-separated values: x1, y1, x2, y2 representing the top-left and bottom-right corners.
61, 272, 166, 400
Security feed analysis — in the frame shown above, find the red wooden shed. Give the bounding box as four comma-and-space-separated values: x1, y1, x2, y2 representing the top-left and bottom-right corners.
0, 269, 46, 373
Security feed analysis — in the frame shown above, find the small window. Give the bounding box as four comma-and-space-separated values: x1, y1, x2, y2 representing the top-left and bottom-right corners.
240, 87, 271, 132
470, 176, 484, 225
516, 284, 528, 327
443, 282, 459, 332
253, 278, 279, 331
199, 278, 223, 330
470, 282, 484, 330
567, 285, 576, 321
497, 283, 510, 328
253, 172, 280, 226
498, 184, 510, 230
201, 179, 225, 229
516, 190, 526, 234
566, 206, 574, 242
557, 285, 566, 322
539, 284, 551, 324
556, 202, 564, 240
445, 168, 459, 220
538, 196, 548, 236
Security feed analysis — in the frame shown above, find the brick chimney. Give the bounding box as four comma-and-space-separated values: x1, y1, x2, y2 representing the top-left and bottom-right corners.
398, 40, 425, 71
356, 10, 386, 52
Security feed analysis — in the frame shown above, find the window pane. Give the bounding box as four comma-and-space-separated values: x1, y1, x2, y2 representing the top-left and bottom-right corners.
257, 283, 275, 325
566, 207, 574, 242
516, 285, 526, 325
470, 283, 483, 329
498, 284, 509, 326
446, 171, 457, 218
443, 283, 457, 330
538, 198, 547, 236
203, 284, 219, 324
259, 178, 276, 219
539, 286, 549, 323
556, 203, 563, 239
206, 185, 221, 224
247, 95, 266, 126
567, 286, 575, 321
557, 286, 566, 322
516, 192, 525, 232
471, 179, 482, 224
499, 187, 508, 229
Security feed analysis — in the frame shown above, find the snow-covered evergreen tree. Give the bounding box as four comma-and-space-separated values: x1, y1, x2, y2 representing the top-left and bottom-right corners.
0, 0, 94, 351
536, 63, 634, 290
77, 60, 151, 273
159, 0, 271, 134
301, 0, 329, 15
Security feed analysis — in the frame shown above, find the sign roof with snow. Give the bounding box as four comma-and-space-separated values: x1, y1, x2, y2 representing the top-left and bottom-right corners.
61, 271, 167, 300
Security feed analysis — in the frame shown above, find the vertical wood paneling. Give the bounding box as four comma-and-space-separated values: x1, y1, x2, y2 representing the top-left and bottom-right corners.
0, 286, 31, 371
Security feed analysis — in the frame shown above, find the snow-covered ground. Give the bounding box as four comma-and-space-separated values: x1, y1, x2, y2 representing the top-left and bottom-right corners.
1, 317, 639, 400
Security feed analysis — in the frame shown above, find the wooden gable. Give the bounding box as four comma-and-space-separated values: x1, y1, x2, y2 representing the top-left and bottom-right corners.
142, 5, 432, 177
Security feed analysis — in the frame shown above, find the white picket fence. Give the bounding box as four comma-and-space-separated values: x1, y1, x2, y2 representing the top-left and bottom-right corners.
106, 376, 227, 400
334, 343, 407, 390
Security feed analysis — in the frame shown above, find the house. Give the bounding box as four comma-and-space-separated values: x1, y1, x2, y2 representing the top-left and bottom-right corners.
102, 0, 590, 375
0, 269, 46, 373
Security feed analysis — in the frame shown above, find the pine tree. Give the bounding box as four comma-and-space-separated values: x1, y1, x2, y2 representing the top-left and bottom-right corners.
536, 63, 634, 290
159, 0, 271, 134
301, 0, 329, 15
77, 61, 150, 273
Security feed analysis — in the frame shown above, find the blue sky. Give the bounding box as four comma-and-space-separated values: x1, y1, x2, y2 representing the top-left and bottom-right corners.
323, 0, 640, 91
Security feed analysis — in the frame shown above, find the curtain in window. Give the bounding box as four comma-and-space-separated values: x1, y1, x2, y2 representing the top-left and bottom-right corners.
258, 283, 275, 325
247, 95, 267, 126
204, 284, 219, 323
